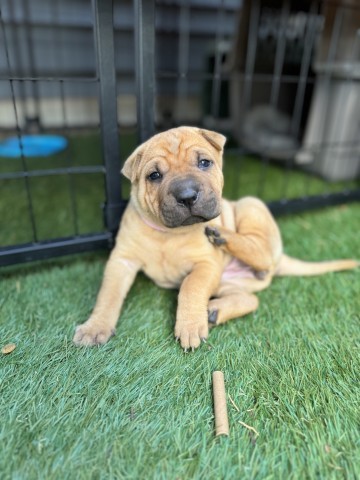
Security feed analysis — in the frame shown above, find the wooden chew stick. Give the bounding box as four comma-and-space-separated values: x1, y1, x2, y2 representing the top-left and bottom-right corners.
212, 371, 229, 436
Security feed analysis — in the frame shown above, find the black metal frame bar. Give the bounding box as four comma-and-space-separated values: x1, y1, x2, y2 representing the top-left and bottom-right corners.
0, 233, 112, 267
93, 0, 125, 233
134, 0, 155, 143
268, 190, 360, 216
0, 165, 105, 181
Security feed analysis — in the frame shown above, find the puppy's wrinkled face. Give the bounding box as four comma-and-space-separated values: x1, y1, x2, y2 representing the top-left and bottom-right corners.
122, 127, 226, 228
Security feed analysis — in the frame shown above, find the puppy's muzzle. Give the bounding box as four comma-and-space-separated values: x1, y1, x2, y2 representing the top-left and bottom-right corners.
171, 177, 200, 208
160, 175, 221, 228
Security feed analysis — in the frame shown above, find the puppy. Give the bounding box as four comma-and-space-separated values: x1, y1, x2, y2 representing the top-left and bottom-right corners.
73, 127, 358, 350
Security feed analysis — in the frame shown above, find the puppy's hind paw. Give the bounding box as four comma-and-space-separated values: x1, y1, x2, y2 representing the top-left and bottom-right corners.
254, 270, 268, 280
208, 309, 218, 326
205, 226, 226, 246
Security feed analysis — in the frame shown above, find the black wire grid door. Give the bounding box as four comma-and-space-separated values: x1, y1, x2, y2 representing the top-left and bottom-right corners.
0, 0, 359, 267
0, 0, 125, 266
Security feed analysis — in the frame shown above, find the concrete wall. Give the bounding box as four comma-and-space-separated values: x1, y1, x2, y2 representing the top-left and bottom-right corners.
0, 0, 239, 128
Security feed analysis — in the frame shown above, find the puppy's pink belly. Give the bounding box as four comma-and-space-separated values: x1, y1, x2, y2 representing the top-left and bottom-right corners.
221, 258, 256, 281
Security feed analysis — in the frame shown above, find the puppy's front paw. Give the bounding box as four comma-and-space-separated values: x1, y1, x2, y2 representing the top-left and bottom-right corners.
205, 226, 226, 246
73, 320, 115, 347
174, 320, 208, 351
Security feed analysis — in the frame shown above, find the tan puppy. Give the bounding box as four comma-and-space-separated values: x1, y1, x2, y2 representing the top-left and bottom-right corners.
73, 127, 358, 350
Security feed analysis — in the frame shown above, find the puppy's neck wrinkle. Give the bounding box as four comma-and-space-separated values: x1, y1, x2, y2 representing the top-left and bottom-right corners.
129, 197, 168, 232
139, 213, 168, 232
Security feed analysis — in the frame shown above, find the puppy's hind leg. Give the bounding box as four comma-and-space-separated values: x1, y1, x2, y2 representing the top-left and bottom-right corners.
206, 197, 283, 273
207, 285, 259, 327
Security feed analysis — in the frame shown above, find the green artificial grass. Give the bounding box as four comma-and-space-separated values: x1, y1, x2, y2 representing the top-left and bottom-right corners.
0, 132, 360, 478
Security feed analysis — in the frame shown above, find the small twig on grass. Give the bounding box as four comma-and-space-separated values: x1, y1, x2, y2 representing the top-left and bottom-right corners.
228, 394, 240, 412
239, 421, 259, 437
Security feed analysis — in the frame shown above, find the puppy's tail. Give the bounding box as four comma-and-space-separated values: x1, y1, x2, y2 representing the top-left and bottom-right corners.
276, 254, 359, 277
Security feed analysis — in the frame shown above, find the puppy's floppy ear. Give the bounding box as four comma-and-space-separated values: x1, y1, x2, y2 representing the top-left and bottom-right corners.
199, 128, 226, 152
121, 144, 145, 182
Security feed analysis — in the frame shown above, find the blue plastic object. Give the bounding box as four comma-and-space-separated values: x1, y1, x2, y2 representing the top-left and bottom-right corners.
0, 135, 68, 157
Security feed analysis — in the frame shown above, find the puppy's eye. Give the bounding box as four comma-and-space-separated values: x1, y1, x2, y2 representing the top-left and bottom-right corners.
147, 171, 162, 181
198, 158, 212, 170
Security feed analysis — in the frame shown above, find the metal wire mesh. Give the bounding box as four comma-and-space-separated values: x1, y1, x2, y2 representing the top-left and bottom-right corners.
0, 0, 121, 265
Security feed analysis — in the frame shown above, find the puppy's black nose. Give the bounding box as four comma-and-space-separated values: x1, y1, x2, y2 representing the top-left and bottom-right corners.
176, 188, 199, 207
171, 178, 200, 207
